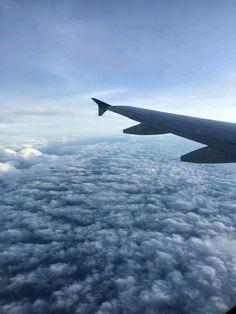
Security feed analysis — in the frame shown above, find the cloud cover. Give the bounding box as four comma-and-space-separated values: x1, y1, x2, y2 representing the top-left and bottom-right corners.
0, 137, 235, 314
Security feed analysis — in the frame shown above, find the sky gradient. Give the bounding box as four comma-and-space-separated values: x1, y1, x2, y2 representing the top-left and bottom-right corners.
1, 2, 236, 313
0, 0, 236, 141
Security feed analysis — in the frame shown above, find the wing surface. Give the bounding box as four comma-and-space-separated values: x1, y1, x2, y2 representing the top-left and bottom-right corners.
92, 98, 236, 163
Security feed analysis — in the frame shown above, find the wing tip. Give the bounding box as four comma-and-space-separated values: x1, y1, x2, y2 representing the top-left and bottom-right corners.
91, 98, 111, 116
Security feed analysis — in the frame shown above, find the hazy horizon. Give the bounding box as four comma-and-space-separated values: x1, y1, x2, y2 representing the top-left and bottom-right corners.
1, 0, 236, 142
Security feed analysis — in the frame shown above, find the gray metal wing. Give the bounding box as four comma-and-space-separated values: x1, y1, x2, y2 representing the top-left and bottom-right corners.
92, 98, 236, 163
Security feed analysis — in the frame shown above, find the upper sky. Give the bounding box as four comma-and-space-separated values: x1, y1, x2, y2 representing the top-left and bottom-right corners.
1, 0, 236, 141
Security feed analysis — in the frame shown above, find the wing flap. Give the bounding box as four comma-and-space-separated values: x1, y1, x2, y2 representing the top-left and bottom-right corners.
181, 146, 236, 163
123, 123, 168, 135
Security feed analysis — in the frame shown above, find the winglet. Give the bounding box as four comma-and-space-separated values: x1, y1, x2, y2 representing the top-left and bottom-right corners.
91, 98, 111, 116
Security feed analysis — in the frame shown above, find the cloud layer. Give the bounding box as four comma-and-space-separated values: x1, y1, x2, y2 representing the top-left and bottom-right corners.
0, 138, 235, 314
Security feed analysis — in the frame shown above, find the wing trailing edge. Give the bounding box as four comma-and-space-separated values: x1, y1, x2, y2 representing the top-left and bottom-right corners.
181, 146, 236, 163
123, 123, 168, 135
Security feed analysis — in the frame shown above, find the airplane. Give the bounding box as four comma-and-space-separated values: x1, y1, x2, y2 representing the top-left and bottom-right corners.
92, 98, 236, 163
225, 305, 236, 314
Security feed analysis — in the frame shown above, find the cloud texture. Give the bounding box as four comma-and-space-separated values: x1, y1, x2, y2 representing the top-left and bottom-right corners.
0, 138, 235, 314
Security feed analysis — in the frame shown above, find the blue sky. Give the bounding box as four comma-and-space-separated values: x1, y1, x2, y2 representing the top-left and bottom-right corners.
1, 0, 236, 141
1, 3, 236, 313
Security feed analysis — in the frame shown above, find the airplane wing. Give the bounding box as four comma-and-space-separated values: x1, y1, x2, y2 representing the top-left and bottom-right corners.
91, 98, 236, 163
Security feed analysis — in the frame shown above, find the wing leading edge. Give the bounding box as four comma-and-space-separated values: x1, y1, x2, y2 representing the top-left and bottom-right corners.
92, 98, 236, 163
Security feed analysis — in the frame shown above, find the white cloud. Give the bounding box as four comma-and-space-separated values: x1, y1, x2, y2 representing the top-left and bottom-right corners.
20, 148, 43, 159
0, 162, 15, 172
0, 162, 20, 181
